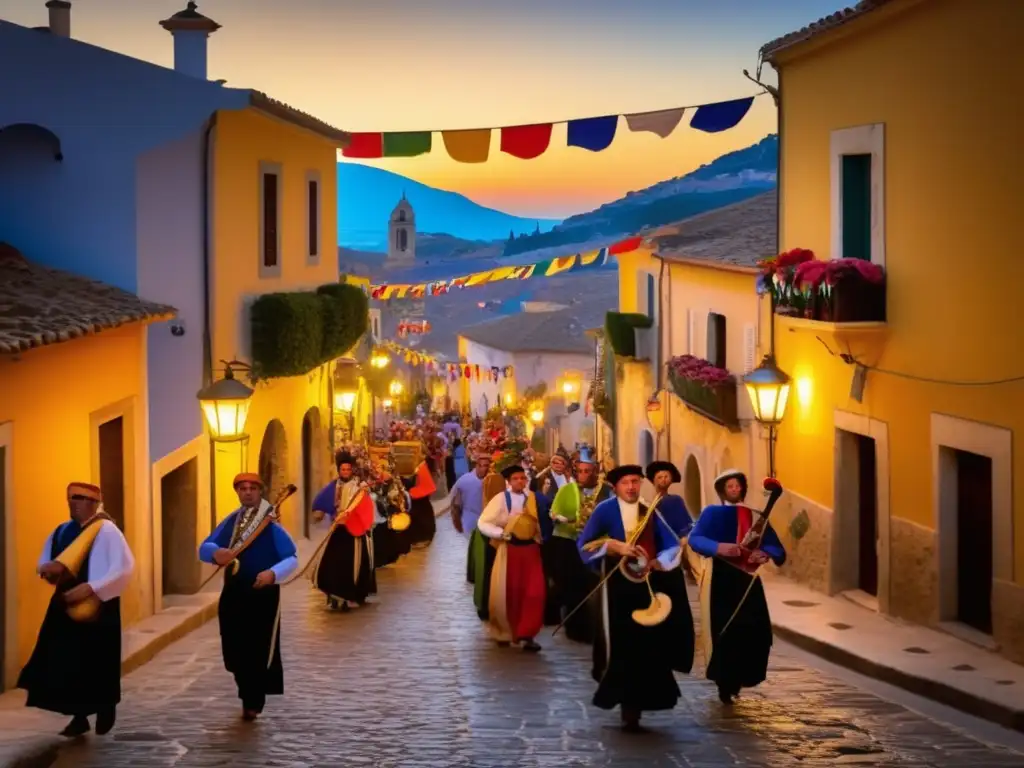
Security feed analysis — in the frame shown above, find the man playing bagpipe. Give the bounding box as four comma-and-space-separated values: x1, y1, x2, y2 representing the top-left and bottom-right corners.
476, 465, 552, 651
199, 474, 298, 721
687, 469, 786, 704
576, 465, 694, 733
18, 482, 135, 737
547, 445, 612, 643
311, 452, 377, 611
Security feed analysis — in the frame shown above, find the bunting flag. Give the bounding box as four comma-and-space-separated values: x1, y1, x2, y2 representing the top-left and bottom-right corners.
341, 93, 763, 163
367, 236, 642, 299
436, 362, 514, 382
379, 340, 440, 367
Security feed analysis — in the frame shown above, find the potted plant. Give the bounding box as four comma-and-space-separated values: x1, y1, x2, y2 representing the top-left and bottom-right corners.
756, 248, 815, 316
792, 258, 886, 322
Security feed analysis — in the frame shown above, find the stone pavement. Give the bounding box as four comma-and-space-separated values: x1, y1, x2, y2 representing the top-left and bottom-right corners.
762, 572, 1024, 731
4, 518, 1024, 767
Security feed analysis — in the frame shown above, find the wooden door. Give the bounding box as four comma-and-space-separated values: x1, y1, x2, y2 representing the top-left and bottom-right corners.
98, 417, 125, 531
956, 450, 993, 633
856, 435, 878, 596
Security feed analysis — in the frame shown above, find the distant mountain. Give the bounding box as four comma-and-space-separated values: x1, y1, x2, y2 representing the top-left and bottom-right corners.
337, 164, 560, 251
503, 134, 778, 257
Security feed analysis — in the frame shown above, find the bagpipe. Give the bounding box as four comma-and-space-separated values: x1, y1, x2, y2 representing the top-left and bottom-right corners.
53, 511, 111, 623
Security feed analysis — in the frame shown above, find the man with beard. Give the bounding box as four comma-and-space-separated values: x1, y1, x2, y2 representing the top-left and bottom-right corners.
18, 482, 135, 737
477, 465, 551, 651
644, 461, 693, 540
576, 465, 694, 733
547, 446, 611, 643
687, 469, 786, 704
199, 474, 298, 721
311, 452, 377, 611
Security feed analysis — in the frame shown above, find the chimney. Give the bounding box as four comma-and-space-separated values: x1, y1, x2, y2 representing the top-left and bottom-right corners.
46, 0, 71, 37
158, 1, 221, 80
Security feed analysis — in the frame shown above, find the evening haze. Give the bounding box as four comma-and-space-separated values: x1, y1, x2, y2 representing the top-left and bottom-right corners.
0, 0, 841, 218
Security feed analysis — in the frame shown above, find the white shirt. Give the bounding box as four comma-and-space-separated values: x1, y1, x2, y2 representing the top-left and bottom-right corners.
39, 519, 135, 602
618, 499, 640, 535
477, 490, 527, 539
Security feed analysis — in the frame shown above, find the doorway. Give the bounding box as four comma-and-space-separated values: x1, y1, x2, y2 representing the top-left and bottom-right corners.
954, 449, 993, 633
160, 458, 200, 596
855, 434, 878, 596
301, 409, 322, 539
683, 454, 702, 518
98, 416, 125, 530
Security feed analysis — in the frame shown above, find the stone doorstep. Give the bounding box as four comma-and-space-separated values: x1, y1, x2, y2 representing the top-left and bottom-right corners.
762, 572, 1024, 734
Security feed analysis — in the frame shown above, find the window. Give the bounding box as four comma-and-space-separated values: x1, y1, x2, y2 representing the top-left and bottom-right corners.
306, 171, 321, 264
398, 209, 406, 222
706, 312, 726, 369
830, 124, 885, 267
397, 228, 408, 252
259, 162, 282, 277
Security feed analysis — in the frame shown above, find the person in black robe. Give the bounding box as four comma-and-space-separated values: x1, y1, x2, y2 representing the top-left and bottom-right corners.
576, 465, 694, 732
199, 473, 298, 720
18, 481, 135, 738
404, 457, 437, 547
687, 469, 786, 704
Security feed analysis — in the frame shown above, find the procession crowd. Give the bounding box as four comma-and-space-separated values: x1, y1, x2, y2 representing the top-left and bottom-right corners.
14, 408, 787, 739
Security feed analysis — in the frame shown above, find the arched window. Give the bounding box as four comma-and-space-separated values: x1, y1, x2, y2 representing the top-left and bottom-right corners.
398, 210, 407, 222
398, 228, 408, 252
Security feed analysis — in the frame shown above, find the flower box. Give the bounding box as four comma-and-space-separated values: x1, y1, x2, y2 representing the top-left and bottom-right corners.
757, 250, 886, 323
667, 356, 739, 429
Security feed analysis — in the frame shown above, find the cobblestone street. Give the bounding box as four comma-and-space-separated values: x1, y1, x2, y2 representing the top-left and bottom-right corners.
46, 520, 1024, 767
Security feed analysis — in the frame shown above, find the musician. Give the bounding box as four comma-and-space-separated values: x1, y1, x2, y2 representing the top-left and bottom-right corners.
688, 469, 786, 704
199, 473, 297, 721
576, 465, 694, 733
547, 446, 611, 643
530, 447, 572, 500
311, 452, 377, 611
477, 465, 551, 651
645, 461, 693, 539
404, 457, 438, 547
18, 482, 135, 738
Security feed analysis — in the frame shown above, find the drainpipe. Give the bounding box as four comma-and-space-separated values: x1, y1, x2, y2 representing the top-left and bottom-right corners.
770, 63, 782, 357
202, 112, 218, 531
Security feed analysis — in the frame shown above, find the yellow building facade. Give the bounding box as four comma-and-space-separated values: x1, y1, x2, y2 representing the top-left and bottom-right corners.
764, 0, 1024, 661
207, 107, 348, 538
614, 193, 776, 508
0, 249, 173, 684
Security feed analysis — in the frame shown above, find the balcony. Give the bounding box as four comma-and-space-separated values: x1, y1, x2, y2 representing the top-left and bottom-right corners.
667, 356, 739, 431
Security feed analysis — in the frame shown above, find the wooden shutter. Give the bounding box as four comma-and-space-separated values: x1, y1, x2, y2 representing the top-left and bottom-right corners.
743, 323, 757, 373
706, 312, 726, 369
841, 154, 872, 261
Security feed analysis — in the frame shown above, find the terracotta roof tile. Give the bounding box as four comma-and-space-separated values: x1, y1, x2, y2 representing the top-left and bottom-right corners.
247, 91, 351, 147
645, 190, 777, 268
458, 305, 606, 355
0, 243, 176, 354
760, 0, 896, 60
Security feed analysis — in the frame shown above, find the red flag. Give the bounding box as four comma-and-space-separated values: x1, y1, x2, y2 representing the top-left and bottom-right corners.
338, 489, 375, 536
500, 124, 553, 160
610, 236, 643, 255
343, 133, 384, 159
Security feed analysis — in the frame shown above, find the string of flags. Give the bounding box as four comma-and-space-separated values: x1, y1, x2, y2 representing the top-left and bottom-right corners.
438, 363, 514, 383
397, 320, 431, 337
379, 340, 439, 367
342, 94, 762, 163
370, 236, 643, 300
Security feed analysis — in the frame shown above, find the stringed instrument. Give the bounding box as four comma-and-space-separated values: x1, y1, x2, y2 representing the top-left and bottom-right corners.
54, 512, 111, 623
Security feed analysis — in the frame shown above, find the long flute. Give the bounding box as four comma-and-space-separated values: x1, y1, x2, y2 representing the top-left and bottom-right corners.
552, 493, 664, 637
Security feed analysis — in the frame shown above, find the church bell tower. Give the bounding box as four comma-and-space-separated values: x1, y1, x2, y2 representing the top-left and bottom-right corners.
386, 194, 416, 267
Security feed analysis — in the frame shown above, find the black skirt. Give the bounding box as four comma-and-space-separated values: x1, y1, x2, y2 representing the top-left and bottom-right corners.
18, 592, 122, 717
540, 537, 564, 626
218, 577, 283, 708
372, 522, 403, 569
591, 560, 694, 713
705, 559, 773, 692
548, 535, 599, 644
407, 496, 436, 546
314, 527, 374, 604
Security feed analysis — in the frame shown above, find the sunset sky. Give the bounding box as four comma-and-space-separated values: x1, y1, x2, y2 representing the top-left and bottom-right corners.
0, 0, 842, 218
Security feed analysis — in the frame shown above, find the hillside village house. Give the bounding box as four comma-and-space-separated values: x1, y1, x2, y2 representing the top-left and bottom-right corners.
0, 2, 357, 621
452, 305, 604, 453
0, 244, 174, 685
759, 0, 1024, 664
612, 192, 775, 506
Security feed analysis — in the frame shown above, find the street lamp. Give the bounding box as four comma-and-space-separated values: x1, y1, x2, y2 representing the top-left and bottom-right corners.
529, 407, 544, 424
196, 362, 254, 442
742, 354, 792, 477
334, 389, 357, 414
645, 392, 665, 434
371, 351, 390, 369
389, 379, 404, 397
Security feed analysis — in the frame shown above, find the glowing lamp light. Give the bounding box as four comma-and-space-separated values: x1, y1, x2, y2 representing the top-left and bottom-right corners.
389, 379, 404, 397
196, 367, 254, 442
645, 393, 665, 433
504, 393, 513, 406
743, 355, 792, 425
530, 408, 545, 424
334, 389, 357, 413
370, 352, 390, 369
382, 398, 394, 409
